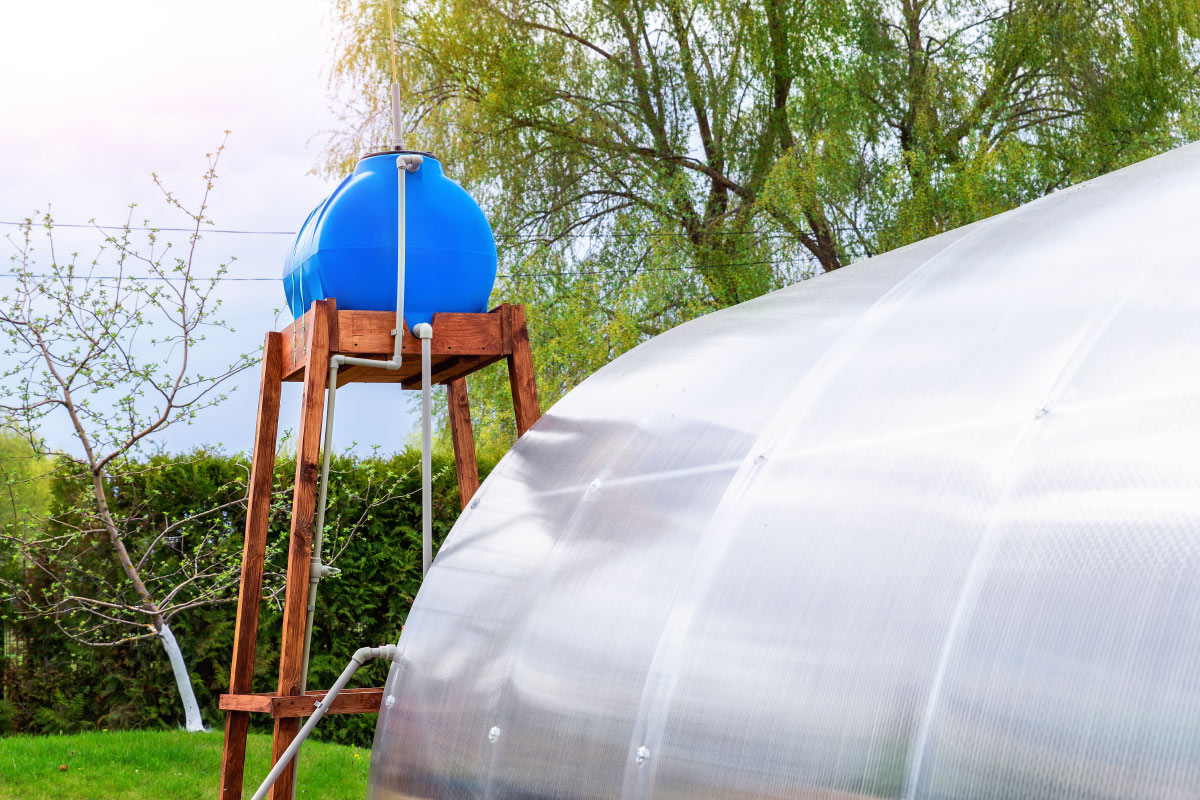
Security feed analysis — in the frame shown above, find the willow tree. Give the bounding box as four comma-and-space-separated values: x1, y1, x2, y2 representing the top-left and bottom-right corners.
330, 0, 1200, 450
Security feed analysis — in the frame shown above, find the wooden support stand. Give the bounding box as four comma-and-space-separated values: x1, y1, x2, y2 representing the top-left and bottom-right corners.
217, 301, 539, 800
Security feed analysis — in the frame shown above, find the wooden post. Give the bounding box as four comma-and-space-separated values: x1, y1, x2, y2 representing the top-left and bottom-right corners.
269, 300, 333, 800
506, 304, 541, 436
446, 377, 480, 509
218, 333, 284, 800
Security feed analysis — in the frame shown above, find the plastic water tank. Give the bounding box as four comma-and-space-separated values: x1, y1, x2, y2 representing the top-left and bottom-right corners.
282, 151, 496, 327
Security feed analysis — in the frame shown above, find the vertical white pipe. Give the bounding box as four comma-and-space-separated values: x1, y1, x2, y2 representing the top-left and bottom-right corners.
302, 153, 420, 705
390, 82, 403, 150
413, 323, 434, 575
301, 359, 342, 694
395, 158, 406, 361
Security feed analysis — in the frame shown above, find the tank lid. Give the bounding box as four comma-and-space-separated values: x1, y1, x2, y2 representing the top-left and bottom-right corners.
360, 147, 437, 161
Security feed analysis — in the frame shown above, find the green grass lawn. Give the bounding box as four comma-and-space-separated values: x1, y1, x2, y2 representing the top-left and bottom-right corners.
0, 729, 370, 799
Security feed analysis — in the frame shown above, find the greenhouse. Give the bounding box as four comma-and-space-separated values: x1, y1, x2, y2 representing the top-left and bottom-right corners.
368, 142, 1200, 799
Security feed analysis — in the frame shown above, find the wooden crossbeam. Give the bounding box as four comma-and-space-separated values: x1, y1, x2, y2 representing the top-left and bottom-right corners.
280, 308, 510, 382
219, 688, 385, 719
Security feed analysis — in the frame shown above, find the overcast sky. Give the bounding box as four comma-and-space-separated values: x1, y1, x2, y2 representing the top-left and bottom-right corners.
0, 0, 421, 455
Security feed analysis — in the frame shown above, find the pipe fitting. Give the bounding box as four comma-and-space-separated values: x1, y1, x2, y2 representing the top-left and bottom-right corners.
412, 322, 433, 339
250, 643, 399, 800
309, 560, 341, 581
351, 644, 398, 665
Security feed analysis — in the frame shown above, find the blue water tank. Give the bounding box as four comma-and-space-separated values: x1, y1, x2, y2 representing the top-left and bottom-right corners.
282, 151, 497, 327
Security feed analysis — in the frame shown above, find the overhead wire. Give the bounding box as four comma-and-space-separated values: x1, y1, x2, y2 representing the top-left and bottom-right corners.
0, 220, 295, 235
0, 257, 798, 284
0, 220, 856, 241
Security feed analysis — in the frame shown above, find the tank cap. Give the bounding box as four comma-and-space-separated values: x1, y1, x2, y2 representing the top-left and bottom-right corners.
361, 147, 437, 161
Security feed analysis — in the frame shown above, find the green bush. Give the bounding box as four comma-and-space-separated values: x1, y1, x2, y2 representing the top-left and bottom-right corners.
0, 446, 487, 745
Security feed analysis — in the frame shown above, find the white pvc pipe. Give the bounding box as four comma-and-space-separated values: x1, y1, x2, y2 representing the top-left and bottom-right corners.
412, 322, 434, 574
394, 156, 408, 361
301, 359, 343, 694
300, 153, 422, 695
250, 644, 398, 800
390, 82, 403, 151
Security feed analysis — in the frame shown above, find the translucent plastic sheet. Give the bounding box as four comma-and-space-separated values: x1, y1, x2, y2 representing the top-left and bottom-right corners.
368, 143, 1200, 799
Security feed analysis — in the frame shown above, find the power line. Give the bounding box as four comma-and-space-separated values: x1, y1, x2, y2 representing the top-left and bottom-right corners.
0, 273, 277, 282
0, 220, 296, 235
1, 219, 853, 241
0, 258, 797, 284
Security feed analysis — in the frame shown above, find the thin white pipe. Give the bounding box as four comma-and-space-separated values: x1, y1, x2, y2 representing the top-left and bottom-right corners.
250, 644, 398, 800
390, 82, 403, 150
301, 359, 343, 693
413, 322, 434, 574
393, 155, 408, 361
300, 154, 422, 696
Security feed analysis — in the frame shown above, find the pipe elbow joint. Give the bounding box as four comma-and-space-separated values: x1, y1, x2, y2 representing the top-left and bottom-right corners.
397, 154, 423, 173
352, 644, 399, 665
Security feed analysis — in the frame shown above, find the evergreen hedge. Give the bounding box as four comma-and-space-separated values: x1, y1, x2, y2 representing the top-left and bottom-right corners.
0, 446, 481, 745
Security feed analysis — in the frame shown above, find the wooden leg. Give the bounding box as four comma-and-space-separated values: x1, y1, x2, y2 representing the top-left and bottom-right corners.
505, 305, 541, 437
269, 717, 300, 798
219, 332, 284, 800
269, 300, 333, 800
446, 377, 480, 509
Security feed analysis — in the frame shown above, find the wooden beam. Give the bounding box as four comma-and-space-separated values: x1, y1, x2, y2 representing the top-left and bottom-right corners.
269, 299, 333, 800
270, 688, 383, 718
446, 378, 480, 509
219, 688, 385, 719
335, 361, 421, 388
218, 333, 284, 800
342, 354, 503, 389
335, 310, 506, 355
281, 309, 508, 382
506, 304, 541, 436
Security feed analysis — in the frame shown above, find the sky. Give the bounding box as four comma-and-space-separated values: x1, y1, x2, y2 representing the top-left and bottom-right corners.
0, 0, 420, 455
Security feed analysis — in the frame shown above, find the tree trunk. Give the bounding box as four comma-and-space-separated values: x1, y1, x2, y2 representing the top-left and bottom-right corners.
159, 622, 206, 732
84, 470, 205, 731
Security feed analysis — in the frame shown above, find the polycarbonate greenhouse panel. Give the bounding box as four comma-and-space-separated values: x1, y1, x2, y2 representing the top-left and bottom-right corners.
367, 142, 1200, 799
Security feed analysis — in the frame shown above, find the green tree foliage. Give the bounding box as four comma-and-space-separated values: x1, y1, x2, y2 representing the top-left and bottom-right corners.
0, 433, 51, 730
0, 432, 51, 537
329, 0, 1200, 450
0, 447, 475, 744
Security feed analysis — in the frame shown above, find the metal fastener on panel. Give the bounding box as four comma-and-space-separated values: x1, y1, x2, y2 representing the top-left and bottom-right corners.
384, 694, 396, 710
589, 478, 601, 490
635, 745, 650, 765
470, 497, 480, 509
488, 726, 502, 743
